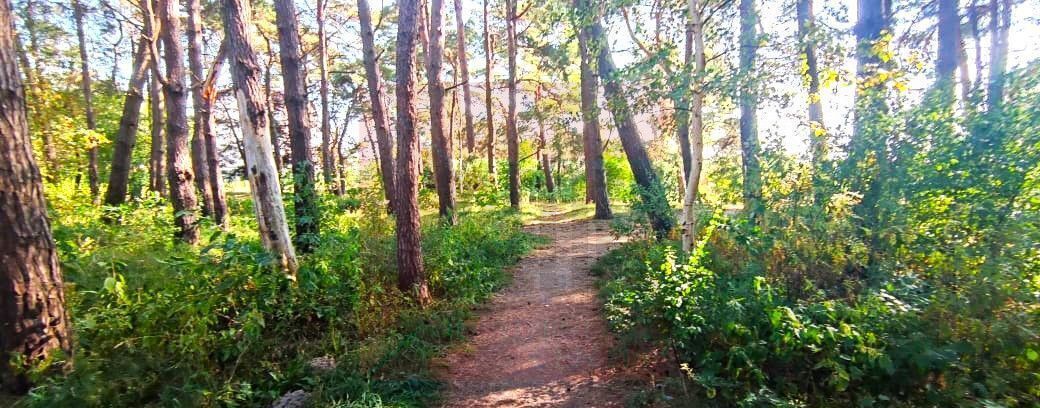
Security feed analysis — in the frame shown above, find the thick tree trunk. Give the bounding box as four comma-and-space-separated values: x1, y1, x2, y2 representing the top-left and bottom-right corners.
681, 0, 705, 252
937, 0, 960, 86
73, 0, 100, 203
505, 0, 520, 209
0, 1, 73, 391
483, 0, 496, 176
394, 0, 431, 305
317, 0, 334, 191
158, 0, 201, 244
358, 0, 397, 211
427, 0, 458, 222
587, 11, 672, 237
273, 0, 321, 252
453, 0, 476, 153
148, 71, 166, 197
221, 0, 299, 276
575, 12, 611, 220
738, 0, 762, 223
104, 38, 151, 207
187, 0, 215, 217
201, 47, 229, 228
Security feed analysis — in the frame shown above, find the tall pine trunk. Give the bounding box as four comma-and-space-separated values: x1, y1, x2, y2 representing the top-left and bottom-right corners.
505, 0, 520, 209
680, 0, 705, 252
0, 1, 72, 391
187, 0, 215, 217
158, 0, 201, 244
273, 0, 321, 252
358, 0, 397, 211
104, 38, 151, 207
317, 0, 334, 191
483, 0, 496, 176
586, 6, 673, 237
394, 0, 432, 304
738, 0, 762, 224
73, 0, 99, 203
201, 44, 230, 228
986, 0, 1011, 112
574, 8, 611, 220
453, 0, 476, 153
221, 0, 299, 276
534, 86, 555, 195
148, 71, 166, 197
427, 0, 458, 222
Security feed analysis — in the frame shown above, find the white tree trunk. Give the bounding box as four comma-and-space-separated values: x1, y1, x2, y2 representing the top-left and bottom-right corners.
681, 0, 705, 253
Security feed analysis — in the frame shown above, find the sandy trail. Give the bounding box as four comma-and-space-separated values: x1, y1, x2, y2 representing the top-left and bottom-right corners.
439, 217, 632, 407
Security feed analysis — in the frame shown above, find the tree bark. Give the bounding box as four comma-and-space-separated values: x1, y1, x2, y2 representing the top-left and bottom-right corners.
358, 0, 397, 211
187, 0, 215, 218
0, 0, 73, 391
534, 86, 555, 195
738, 0, 762, 224
104, 37, 151, 207
587, 9, 672, 237
505, 0, 520, 209
221, 0, 299, 276
273, 0, 321, 252
201, 45, 229, 228
937, 0, 960, 86
483, 0, 496, 176
158, 0, 201, 244
681, 0, 705, 252
575, 9, 611, 220
797, 0, 825, 172
73, 0, 100, 203
262, 37, 283, 175
453, 0, 476, 153
317, 0, 334, 191
148, 70, 166, 197
427, 0, 458, 222
394, 0, 432, 305
986, 0, 1011, 112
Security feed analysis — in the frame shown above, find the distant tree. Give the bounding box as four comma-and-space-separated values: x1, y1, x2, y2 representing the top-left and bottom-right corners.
738, 0, 762, 223
453, 0, 476, 153
317, 0, 334, 191
72, 0, 100, 203
483, 0, 496, 176
358, 0, 397, 211
505, 0, 520, 209
394, 0, 432, 304
0, 0, 72, 391
187, 0, 215, 217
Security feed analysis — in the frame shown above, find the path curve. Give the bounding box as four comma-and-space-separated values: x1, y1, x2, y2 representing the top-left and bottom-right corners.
439, 218, 631, 407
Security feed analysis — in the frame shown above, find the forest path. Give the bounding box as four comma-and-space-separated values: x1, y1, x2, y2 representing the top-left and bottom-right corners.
438, 215, 634, 407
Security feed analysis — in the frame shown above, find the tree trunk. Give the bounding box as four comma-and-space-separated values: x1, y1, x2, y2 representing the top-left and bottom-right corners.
158, 0, 201, 244
483, 0, 496, 176
937, 0, 960, 87
575, 12, 612, 220
262, 39, 283, 175
104, 38, 151, 207
681, 0, 705, 252
986, 0, 1010, 112
273, 0, 321, 252
797, 0, 825, 171
317, 0, 334, 191
505, 0, 520, 209
221, 0, 299, 275
427, 0, 458, 222
453, 0, 476, 153
534, 86, 555, 195
394, 0, 432, 305
187, 0, 215, 218
201, 46, 229, 228
148, 71, 166, 197
0, 1, 73, 391
358, 0, 397, 211
73, 0, 100, 203
738, 0, 762, 224
587, 9, 672, 237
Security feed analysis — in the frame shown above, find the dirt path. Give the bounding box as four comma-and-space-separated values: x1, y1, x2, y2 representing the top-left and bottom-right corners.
438, 218, 633, 407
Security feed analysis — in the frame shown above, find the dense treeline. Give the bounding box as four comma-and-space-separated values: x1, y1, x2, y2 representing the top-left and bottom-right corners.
0, 0, 1037, 406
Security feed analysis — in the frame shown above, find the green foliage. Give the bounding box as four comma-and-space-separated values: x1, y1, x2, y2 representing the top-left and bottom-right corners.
18, 189, 535, 407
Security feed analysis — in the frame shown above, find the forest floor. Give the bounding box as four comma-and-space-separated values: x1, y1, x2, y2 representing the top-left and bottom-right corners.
437, 211, 648, 407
